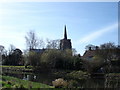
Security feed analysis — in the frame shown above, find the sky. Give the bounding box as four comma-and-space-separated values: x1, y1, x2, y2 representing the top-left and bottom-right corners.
0, 1, 118, 55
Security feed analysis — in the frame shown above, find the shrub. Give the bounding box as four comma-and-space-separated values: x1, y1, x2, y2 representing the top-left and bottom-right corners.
67, 70, 89, 80
68, 80, 79, 88
52, 78, 68, 88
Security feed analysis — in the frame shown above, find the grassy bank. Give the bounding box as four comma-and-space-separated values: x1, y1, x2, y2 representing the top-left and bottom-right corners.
1, 65, 33, 72
1, 75, 54, 89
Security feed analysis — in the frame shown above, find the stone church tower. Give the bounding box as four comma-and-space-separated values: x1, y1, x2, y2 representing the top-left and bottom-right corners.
60, 25, 72, 50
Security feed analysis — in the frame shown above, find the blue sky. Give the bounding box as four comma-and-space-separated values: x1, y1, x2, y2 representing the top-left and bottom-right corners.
0, 2, 118, 55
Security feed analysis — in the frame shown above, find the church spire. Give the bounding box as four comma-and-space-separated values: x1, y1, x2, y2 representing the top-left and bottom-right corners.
64, 25, 67, 39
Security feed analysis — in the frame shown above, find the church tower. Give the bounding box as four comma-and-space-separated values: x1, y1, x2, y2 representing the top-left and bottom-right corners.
60, 25, 72, 50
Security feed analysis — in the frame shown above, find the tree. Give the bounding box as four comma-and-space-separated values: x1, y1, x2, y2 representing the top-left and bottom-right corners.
25, 30, 45, 49
100, 42, 116, 49
8, 44, 16, 55
23, 49, 29, 66
41, 49, 62, 69
85, 44, 96, 50
38, 38, 45, 49
96, 42, 116, 62
0, 45, 6, 65
25, 30, 39, 49
46, 39, 60, 49
72, 48, 77, 56
82, 56, 105, 73
12, 49, 23, 65
28, 51, 41, 67
4, 47, 23, 65
90, 42, 118, 73
1, 44, 15, 65
82, 42, 119, 73
0, 45, 4, 54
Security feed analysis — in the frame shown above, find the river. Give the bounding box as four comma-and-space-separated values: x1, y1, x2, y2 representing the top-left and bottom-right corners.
2, 71, 120, 88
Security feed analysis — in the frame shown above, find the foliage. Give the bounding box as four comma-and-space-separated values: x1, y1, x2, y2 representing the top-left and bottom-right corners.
96, 42, 117, 62
68, 80, 79, 88
23, 48, 83, 71
40, 49, 83, 70
66, 70, 89, 80
3, 48, 23, 66
52, 78, 68, 88
94, 42, 120, 73
0, 45, 7, 65
41, 49, 63, 69
28, 51, 41, 66
83, 42, 120, 73
82, 57, 105, 73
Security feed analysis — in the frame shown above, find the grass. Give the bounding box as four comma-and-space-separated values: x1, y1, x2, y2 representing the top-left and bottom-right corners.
0, 65, 25, 67
1, 65, 33, 72
1, 75, 54, 89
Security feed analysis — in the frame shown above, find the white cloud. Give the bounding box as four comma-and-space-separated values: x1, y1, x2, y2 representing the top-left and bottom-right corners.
77, 23, 118, 44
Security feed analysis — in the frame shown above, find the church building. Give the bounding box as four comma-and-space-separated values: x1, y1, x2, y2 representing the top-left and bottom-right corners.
60, 25, 72, 50
30, 25, 72, 53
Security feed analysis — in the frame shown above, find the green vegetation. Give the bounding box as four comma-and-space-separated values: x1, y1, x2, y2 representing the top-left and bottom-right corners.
1, 66, 25, 67
27, 49, 82, 71
66, 70, 89, 80
1, 75, 53, 89
106, 73, 120, 77
1, 65, 33, 72
83, 42, 120, 73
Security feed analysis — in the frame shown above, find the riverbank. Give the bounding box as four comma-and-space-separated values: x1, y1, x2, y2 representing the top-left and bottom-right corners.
1, 65, 33, 72
1, 65, 90, 88
1, 75, 54, 89
1, 66, 90, 80
2, 66, 120, 88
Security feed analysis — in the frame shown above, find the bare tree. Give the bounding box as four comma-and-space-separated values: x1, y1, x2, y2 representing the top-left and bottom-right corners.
25, 30, 39, 50
72, 48, 77, 56
0, 45, 7, 65
97, 42, 116, 61
8, 44, 16, 55
25, 30, 45, 50
46, 39, 60, 49
0, 45, 4, 55
0, 45, 4, 65
85, 44, 96, 50
38, 38, 45, 49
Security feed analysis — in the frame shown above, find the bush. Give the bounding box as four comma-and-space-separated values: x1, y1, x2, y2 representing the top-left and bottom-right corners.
52, 78, 68, 88
25, 49, 83, 71
28, 51, 41, 66
41, 49, 63, 69
67, 70, 89, 80
68, 80, 79, 88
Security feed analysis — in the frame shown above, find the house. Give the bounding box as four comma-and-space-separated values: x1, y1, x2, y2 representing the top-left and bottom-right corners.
82, 46, 99, 60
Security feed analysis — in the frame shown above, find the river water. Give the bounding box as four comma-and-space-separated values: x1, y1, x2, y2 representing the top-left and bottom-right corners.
2, 71, 120, 88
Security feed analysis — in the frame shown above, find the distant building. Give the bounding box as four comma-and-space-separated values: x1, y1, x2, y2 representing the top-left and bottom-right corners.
30, 49, 46, 54
60, 25, 72, 50
30, 25, 72, 53
82, 47, 98, 60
